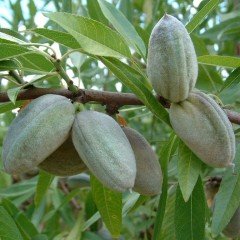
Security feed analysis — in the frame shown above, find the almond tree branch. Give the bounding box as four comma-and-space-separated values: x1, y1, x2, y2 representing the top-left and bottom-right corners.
0, 87, 239, 125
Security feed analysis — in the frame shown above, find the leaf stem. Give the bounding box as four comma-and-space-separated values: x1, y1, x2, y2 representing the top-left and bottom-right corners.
8, 70, 25, 84
53, 59, 78, 93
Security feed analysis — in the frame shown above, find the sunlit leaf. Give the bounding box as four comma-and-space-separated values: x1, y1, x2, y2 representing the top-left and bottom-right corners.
98, 0, 146, 57
44, 12, 131, 58
186, 0, 219, 33
198, 55, 240, 68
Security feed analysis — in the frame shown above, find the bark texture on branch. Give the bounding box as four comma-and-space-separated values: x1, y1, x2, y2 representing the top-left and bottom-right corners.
0, 87, 239, 125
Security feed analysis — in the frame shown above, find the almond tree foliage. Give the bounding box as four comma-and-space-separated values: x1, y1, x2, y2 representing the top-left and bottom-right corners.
0, 0, 239, 239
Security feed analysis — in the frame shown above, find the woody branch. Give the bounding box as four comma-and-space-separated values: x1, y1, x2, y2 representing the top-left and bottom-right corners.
0, 87, 239, 125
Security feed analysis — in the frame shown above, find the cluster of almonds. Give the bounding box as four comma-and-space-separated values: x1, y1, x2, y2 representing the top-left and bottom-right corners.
147, 14, 236, 168
2, 94, 162, 195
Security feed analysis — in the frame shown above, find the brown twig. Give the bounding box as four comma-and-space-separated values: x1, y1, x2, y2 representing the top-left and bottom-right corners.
59, 180, 81, 210
0, 87, 240, 125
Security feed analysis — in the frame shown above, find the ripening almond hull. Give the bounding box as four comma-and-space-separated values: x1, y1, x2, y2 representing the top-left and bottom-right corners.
2, 94, 75, 174
72, 110, 136, 192
169, 91, 235, 167
122, 127, 162, 196
147, 14, 198, 103
39, 136, 87, 176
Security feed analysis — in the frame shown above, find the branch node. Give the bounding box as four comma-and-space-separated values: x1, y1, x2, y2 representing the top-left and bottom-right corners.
73, 89, 88, 104
105, 103, 120, 116
157, 95, 171, 108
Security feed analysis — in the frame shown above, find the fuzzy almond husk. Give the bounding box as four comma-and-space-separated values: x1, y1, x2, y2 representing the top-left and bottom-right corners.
147, 14, 198, 103
2, 94, 75, 174
122, 127, 162, 196
72, 110, 136, 192
170, 90, 235, 168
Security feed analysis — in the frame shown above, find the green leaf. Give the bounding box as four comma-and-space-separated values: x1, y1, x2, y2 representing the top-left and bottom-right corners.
31, 235, 48, 240
98, 0, 146, 57
0, 31, 27, 44
66, 212, 83, 240
191, 35, 223, 91
198, 55, 240, 68
128, 195, 149, 213
0, 178, 37, 198
186, 0, 219, 33
100, 57, 170, 125
7, 87, 22, 104
0, 52, 54, 74
153, 133, 177, 240
31, 28, 80, 49
159, 187, 176, 240
1, 199, 39, 239
87, 0, 108, 25
220, 67, 240, 92
17, 52, 55, 73
0, 101, 24, 114
82, 232, 105, 240
118, 0, 133, 22
44, 12, 131, 58
90, 175, 122, 238
62, 0, 72, 13
201, 17, 240, 41
178, 141, 202, 202
0, 28, 28, 42
0, 206, 24, 240
0, 43, 31, 60
34, 170, 54, 208
175, 178, 205, 240
0, 59, 19, 70
211, 144, 240, 235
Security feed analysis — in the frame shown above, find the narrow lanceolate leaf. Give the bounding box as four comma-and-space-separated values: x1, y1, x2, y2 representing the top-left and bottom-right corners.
34, 170, 54, 208
31, 29, 80, 49
159, 187, 177, 240
0, 206, 24, 240
0, 32, 27, 44
100, 57, 170, 125
178, 141, 202, 202
1, 199, 39, 238
98, 0, 146, 57
220, 67, 240, 92
66, 212, 84, 240
211, 144, 240, 235
186, 0, 219, 33
44, 12, 131, 58
153, 133, 177, 240
198, 55, 240, 68
87, 0, 108, 25
90, 175, 122, 238
0, 43, 31, 60
175, 178, 205, 240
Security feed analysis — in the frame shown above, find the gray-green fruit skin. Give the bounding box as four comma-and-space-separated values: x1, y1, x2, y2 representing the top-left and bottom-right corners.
2, 94, 75, 174
72, 110, 136, 192
223, 207, 240, 238
147, 14, 198, 103
170, 90, 235, 168
122, 127, 162, 196
39, 136, 87, 176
